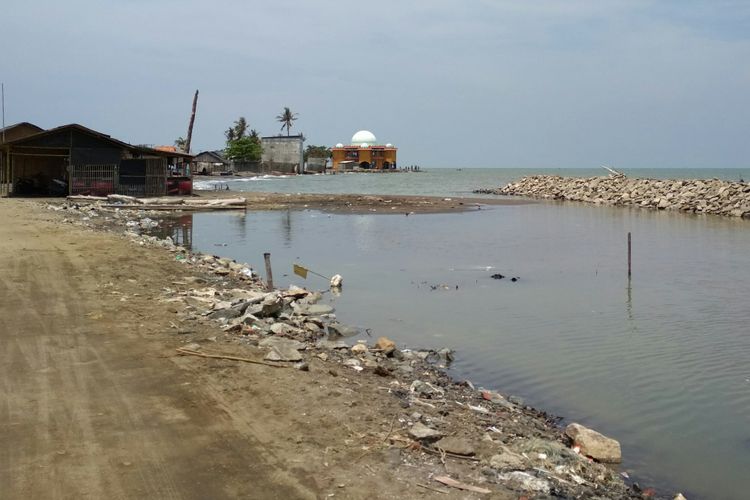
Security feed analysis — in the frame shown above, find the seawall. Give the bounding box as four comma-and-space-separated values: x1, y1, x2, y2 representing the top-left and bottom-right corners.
476, 174, 750, 218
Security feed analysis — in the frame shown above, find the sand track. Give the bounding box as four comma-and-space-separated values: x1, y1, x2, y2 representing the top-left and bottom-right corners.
0, 200, 316, 499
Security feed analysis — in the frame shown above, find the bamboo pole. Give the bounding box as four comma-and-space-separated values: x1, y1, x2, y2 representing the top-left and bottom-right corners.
628, 232, 632, 278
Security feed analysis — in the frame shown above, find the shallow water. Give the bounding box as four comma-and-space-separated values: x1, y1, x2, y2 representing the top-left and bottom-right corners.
158, 195, 750, 499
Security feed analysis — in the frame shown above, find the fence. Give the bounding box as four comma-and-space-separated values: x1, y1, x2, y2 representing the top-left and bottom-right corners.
70, 159, 167, 197
69, 164, 118, 196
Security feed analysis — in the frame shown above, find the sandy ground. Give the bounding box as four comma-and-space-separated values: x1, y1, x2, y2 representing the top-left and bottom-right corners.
0, 198, 512, 499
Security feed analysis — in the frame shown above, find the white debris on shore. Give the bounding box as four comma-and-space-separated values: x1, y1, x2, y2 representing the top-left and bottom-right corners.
476, 174, 750, 218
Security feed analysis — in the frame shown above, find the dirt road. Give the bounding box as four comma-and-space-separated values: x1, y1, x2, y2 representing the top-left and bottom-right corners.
0, 199, 322, 499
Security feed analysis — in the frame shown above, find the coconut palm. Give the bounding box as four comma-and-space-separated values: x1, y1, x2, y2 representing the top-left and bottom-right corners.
276, 107, 298, 136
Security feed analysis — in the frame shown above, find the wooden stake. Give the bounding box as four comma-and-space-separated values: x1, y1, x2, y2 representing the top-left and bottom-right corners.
628, 232, 632, 278
264, 252, 274, 291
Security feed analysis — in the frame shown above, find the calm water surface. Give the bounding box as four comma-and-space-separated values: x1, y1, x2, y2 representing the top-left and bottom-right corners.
174, 169, 750, 499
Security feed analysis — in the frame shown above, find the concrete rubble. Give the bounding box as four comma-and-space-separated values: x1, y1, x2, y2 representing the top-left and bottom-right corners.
476, 173, 750, 219
43, 197, 679, 499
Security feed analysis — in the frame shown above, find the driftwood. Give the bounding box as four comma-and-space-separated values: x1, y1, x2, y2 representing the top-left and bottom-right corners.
67, 195, 107, 202
433, 476, 491, 494
107, 194, 140, 204
176, 348, 286, 367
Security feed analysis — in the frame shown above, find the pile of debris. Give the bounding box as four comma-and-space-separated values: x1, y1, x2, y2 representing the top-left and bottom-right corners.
476, 174, 750, 218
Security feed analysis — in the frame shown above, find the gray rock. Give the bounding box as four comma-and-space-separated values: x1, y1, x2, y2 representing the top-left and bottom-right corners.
264, 345, 303, 362
259, 295, 283, 317
410, 380, 444, 399
208, 303, 246, 320
565, 422, 622, 463
315, 339, 349, 350
327, 322, 359, 338
408, 422, 443, 441
435, 437, 475, 456
269, 322, 297, 335
259, 337, 306, 351
303, 304, 334, 315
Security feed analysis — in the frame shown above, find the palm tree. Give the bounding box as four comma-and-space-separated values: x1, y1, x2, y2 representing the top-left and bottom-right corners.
276, 107, 298, 136
174, 136, 187, 151
233, 117, 248, 139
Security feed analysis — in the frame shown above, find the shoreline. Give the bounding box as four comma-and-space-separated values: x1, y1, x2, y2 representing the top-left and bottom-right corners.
1, 196, 681, 499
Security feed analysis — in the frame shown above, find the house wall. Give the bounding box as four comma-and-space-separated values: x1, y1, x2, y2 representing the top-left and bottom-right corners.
306, 157, 327, 173
261, 136, 303, 173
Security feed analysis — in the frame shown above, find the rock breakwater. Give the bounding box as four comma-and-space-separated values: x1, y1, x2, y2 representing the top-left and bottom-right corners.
476, 174, 750, 218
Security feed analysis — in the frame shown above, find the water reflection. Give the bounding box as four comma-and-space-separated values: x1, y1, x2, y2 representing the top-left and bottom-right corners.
151, 213, 194, 249
281, 210, 292, 247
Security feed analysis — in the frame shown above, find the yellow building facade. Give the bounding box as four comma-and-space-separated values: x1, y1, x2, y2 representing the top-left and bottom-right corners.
331, 130, 397, 172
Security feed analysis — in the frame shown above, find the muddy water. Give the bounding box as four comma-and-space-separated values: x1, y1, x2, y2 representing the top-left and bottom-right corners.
162, 203, 750, 499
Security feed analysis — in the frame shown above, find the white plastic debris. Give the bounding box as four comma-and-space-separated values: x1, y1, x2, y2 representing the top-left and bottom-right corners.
330, 274, 343, 288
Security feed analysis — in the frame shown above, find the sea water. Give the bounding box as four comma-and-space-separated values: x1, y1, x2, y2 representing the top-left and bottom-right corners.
170, 168, 750, 499
193, 167, 749, 198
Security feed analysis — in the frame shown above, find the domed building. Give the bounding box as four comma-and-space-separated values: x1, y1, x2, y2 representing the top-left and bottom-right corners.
330, 130, 397, 171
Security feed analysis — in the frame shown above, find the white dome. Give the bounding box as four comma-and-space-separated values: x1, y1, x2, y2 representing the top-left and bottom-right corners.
360, 143, 369, 148
351, 130, 377, 145
385, 143, 393, 147
335, 143, 343, 148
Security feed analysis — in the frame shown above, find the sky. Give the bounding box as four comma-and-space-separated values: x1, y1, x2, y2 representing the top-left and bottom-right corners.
3, 0, 749, 168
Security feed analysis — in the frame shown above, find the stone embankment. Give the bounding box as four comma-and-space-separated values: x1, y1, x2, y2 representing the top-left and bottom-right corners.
475, 174, 750, 218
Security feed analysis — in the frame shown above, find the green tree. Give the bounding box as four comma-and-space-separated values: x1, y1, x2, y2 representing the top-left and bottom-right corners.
276, 107, 298, 136
304, 145, 331, 162
174, 136, 187, 151
225, 136, 262, 162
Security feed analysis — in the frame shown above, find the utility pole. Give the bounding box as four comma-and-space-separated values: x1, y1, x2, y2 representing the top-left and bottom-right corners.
184, 89, 198, 154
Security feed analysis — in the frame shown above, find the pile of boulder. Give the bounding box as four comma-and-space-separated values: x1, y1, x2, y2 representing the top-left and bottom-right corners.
476, 174, 750, 218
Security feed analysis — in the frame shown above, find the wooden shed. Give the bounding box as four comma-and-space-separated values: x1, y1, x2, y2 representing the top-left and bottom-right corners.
0, 124, 193, 197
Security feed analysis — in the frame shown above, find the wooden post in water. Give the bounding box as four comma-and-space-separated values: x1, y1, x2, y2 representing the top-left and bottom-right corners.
627, 232, 632, 278
264, 252, 274, 291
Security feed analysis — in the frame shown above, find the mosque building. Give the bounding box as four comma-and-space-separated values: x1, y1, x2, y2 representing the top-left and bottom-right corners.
330, 130, 397, 172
